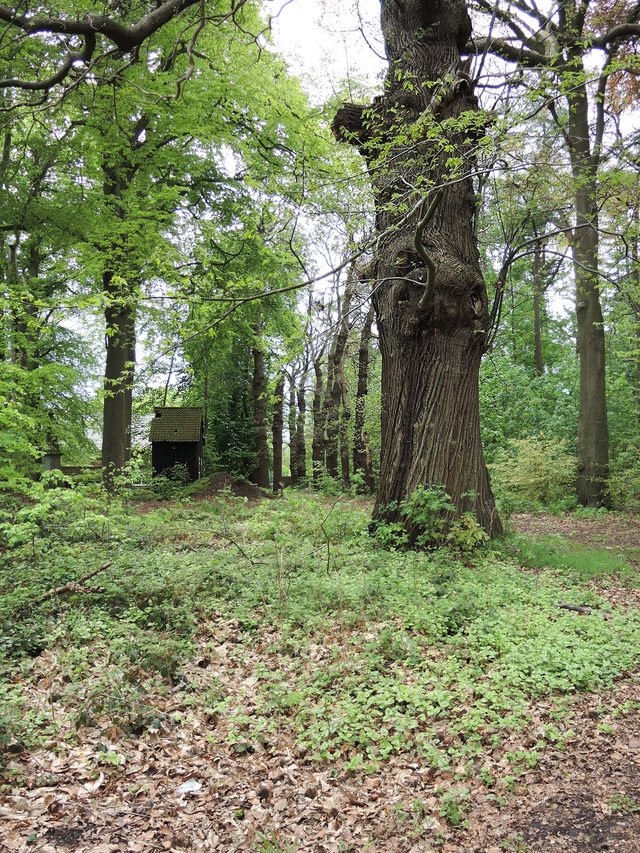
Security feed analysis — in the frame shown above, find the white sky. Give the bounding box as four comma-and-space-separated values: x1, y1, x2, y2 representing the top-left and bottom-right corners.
267, 0, 386, 100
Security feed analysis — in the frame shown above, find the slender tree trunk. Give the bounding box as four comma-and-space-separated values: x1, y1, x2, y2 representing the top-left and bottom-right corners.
311, 358, 324, 485
287, 374, 299, 485
272, 373, 284, 492
353, 303, 376, 493
295, 374, 308, 483
252, 333, 270, 489
323, 284, 354, 479
532, 243, 544, 378
334, 0, 501, 537
566, 81, 609, 506
339, 375, 351, 486
288, 367, 308, 486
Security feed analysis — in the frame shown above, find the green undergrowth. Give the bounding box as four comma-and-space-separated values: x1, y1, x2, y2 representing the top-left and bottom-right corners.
501, 533, 634, 583
2, 484, 640, 771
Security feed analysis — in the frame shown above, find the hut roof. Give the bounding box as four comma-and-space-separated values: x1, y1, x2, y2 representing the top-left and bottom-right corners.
149, 407, 203, 443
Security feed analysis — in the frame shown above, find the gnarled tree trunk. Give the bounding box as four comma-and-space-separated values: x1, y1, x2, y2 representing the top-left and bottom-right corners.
333, 0, 501, 538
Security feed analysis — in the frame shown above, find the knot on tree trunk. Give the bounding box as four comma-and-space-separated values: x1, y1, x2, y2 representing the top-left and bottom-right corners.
331, 102, 372, 146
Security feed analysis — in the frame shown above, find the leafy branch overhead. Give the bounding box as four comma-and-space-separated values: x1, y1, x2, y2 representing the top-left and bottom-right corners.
0, 0, 255, 102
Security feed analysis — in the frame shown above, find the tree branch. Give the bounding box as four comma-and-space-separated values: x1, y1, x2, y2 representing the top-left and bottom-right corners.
0, 0, 201, 51
0, 33, 95, 90
593, 22, 640, 49
468, 36, 549, 68
33, 562, 113, 604
0, 0, 247, 94
415, 189, 443, 313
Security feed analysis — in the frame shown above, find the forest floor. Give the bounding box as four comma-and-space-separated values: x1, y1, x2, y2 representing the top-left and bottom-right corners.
498, 513, 640, 853
2, 505, 640, 853
510, 512, 640, 572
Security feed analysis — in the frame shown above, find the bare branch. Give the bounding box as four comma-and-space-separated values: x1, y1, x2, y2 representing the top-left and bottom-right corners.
469, 36, 550, 68
33, 562, 113, 604
593, 22, 640, 49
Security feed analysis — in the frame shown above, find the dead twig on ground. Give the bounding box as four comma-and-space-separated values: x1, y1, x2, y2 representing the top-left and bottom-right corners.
558, 602, 593, 615
34, 562, 113, 604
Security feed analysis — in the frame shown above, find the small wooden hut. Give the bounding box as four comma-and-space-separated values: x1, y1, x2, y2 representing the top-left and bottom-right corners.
150, 407, 204, 482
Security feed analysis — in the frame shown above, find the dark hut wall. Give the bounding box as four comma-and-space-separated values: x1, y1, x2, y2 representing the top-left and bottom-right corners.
149, 407, 204, 482
151, 439, 202, 481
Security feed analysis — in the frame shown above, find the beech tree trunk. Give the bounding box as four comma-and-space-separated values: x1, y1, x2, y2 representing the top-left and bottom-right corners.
311, 359, 324, 485
252, 336, 270, 489
272, 373, 284, 492
334, 0, 501, 537
323, 282, 354, 480
102, 269, 135, 484
566, 81, 609, 506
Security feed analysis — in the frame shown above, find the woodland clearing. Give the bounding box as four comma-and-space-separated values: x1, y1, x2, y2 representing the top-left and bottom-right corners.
2, 493, 640, 853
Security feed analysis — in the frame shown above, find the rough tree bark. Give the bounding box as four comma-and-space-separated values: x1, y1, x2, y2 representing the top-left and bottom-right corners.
102, 271, 134, 482
333, 0, 501, 538
566, 80, 609, 506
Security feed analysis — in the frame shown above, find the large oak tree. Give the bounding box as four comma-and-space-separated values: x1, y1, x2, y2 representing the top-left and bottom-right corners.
334, 0, 502, 538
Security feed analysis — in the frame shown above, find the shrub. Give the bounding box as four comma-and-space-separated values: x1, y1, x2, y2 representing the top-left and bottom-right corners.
491, 437, 576, 505
607, 463, 640, 511
401, 486, 489, 551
